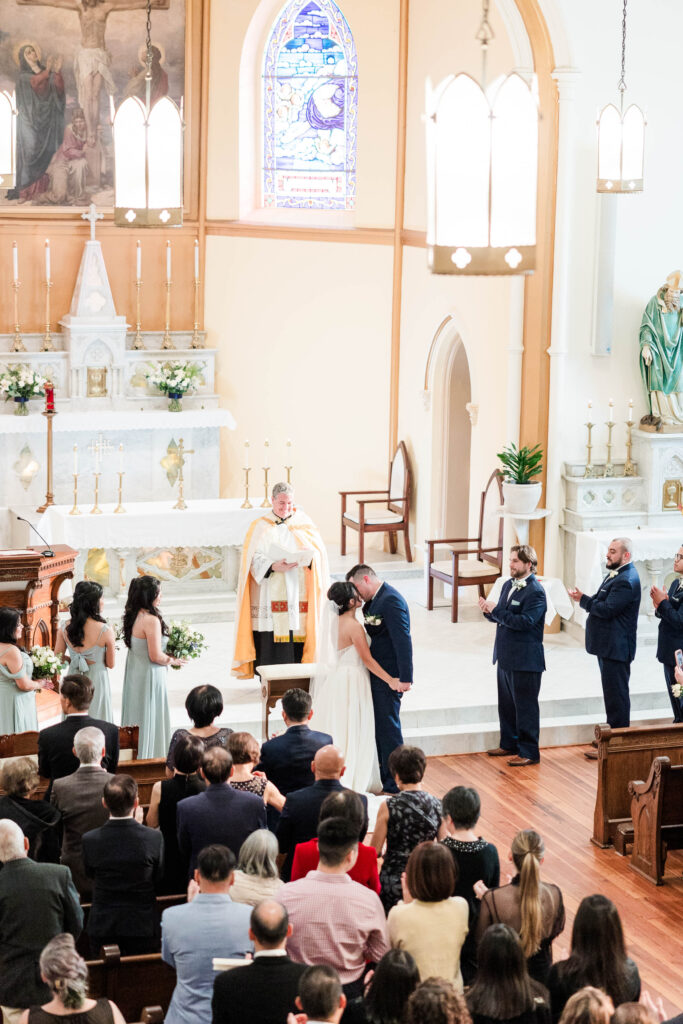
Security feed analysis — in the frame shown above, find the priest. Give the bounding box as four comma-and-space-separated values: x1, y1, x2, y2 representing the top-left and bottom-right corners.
232, 482, 329, 680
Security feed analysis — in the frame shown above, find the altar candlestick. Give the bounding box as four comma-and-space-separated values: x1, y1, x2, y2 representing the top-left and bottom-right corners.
45, 239, 50, 281
136, 240, 142, 281
244, 440, 249, 469
118, 442, 124, 473
263, 439, 270, 469
12, 241, 18, 282
36, 385, 56, 514
628, 399, 633, 422
44, 383, 54, 412
285, 438, 293, 484
166, 240, 171, 281
73, 444, 78, 475
608, 398, 614, 423
194, 239, 199, 281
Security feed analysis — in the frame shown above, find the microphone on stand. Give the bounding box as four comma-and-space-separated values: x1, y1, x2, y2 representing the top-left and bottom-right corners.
16, 516, 54, 557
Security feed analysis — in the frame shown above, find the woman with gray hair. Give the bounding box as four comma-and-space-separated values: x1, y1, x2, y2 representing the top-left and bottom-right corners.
19, 933, 126, 1023
0, 756, 61, 863
229, 829, 284, 906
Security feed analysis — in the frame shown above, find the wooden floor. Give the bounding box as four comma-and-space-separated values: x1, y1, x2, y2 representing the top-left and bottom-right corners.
424, 746, 683, 1015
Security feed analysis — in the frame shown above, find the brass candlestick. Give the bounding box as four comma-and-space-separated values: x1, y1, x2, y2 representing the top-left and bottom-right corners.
69, 473, 81, 515
36, 403, 56, 513
624, 420, 636, 476
133, 279, 145, 349
241, 467, 253, 509
42, 279, 55, 351
161, 280, 174, 349
285, 465, 292, 484
12, 279, 25, 352
114, 472, 126, 513
90, 473, 103, 514
583, 420, 597, 478
604, 419, 615, 477
173, 438, 194, 510
261, 467, 271, 507
190, 277, 202, 348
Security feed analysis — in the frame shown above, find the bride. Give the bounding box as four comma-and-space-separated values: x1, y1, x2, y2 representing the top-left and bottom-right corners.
312, 581, 399, 793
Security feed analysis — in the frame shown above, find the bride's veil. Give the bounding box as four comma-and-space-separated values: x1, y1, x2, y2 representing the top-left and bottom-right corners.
311, 598, 340, 698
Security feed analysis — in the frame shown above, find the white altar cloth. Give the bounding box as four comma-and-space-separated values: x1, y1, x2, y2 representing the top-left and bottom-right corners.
488, 575, 573, 625
574, 528, 682, 596
0, 408, 236, 434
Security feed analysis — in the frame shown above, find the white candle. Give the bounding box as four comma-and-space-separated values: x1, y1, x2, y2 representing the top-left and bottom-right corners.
244, 440, 250, 469
608, 398, 614, 423
12, 241, 18, 282
194, 238, 199, 281
45, 239, 50, 281
136, 240, 141, 281
263, 439, 270, 469
109, 95, 115, 125
118, 443, 124, 473
286, 438, 293, 464
166, 240, 171, 282
73, 444, 78, 475
628, 399, 633, 422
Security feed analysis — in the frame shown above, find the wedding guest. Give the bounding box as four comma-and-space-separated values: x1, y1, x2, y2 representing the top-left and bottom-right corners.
228, 732, 285, 811
612, 1006, 658, 1024
371, 745, 446, 912
0, 606, 40, 733
406, 978, 472, 1024
476, 830, 565, 986
467, 924, 551, 1024
120, 576, 184, 759
295, 966, 346, 1024
166, 684, 233, 773
229, 829, 284, 906
650, 544, 683, 722
343, 949, 419, 1024
546, 895, 640, 1023
291, 789, 380, 893
55, 581, 115, 723
441, 786, 500, 983
146, 733, 206, 894
388, 842, 468, 986
0, 756, 61, 863
18, 933, 126, 1024
256, 687, 332, 805
557, 989, 614, 1024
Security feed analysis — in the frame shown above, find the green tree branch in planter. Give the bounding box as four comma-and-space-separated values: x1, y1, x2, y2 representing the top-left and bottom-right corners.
496, 443, 543, 483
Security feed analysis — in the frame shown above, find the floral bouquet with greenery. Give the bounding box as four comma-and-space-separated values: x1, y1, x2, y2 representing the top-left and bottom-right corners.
113, 622, 124, 650
30, 645, 67, 680
0, 365, 47, 401
145, 361, 204, 397
166, 621, 207, 669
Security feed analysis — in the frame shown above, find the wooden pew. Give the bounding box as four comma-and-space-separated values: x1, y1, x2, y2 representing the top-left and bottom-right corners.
629, 756, 683, 885
86, 946, 176, 1022
592, 722, 683, 848
77, 894, 187, 957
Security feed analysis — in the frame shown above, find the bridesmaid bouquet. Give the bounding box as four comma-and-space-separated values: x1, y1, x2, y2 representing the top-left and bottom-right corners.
30, 645, 67, 680
166, 622, 207, 670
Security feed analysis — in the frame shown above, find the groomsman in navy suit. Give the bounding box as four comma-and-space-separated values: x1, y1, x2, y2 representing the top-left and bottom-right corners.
479, 544, 547, 767
346, 564, 412, 794
569, 537, 641, 738
650, 545, 683, 722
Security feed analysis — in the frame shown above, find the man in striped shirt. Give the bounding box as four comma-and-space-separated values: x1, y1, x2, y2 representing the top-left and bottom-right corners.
278, 817, 389, 998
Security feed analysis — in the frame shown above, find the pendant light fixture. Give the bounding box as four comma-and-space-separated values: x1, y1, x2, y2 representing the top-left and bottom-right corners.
596, 0, 645, 194
0, 89, 16, 191
425, 0, 539, 276
112, 0, 184, 226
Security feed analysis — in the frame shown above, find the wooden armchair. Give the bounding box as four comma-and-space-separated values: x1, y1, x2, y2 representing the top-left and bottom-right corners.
340, 441, 413, 563
426, 469, 504, 622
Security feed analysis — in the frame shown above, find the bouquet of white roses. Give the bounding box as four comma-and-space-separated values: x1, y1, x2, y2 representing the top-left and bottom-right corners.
113, 622, 124, 650
166, 621, 207, 669
30, 645, 67, 680
0, 365, 47, 401
145, 360, 204, 397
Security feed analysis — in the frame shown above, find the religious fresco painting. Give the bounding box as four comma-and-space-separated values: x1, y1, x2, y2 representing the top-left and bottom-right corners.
263, 0, 358, 210
0, 0, 186, 210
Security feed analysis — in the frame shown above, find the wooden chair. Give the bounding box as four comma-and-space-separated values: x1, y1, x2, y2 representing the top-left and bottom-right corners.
425, 469, 504, 622
340, 441, 413, 563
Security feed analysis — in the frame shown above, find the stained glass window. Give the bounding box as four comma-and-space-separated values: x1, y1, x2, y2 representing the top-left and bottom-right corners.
263, 0, 357, 210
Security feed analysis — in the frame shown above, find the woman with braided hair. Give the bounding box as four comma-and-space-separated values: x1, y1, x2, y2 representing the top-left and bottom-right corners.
475, 830, 565, 986
19, 933, 125, 1023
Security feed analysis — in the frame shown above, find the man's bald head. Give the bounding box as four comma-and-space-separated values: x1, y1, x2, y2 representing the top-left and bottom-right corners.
0, 819, 28, 862
606, 537, 633, 570
313, 745, 345, 780
250, 900, 290, 948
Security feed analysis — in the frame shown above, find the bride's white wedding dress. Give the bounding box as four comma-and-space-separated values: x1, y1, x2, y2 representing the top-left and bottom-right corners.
312, 641, 377, 793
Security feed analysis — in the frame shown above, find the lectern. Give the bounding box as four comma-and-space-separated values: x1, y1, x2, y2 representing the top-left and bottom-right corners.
0, 546, 77, 649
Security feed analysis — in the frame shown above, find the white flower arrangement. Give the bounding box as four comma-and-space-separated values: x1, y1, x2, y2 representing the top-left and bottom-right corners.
166, 621, 207, 669
364, 614, 382, 626
30, 645, 67, 680
145, 361, 205, 397
0, 365, 47, 401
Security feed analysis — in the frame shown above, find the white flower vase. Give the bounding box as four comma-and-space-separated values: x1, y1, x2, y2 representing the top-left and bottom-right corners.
502, 482, 542, 514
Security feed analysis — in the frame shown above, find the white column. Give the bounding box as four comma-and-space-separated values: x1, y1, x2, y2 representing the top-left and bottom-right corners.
543, 67, 581, 578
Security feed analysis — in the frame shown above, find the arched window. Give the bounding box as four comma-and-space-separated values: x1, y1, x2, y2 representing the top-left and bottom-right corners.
263, 0, 357, 210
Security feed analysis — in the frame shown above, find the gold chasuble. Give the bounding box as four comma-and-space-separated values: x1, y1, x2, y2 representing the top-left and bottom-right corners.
232, 508, 329, 679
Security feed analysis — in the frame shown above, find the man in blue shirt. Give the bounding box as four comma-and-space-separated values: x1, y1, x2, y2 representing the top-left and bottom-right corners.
161, 844, 252, 1024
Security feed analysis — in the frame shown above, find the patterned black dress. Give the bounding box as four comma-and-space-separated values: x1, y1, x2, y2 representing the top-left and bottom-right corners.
379, 790, 442, 912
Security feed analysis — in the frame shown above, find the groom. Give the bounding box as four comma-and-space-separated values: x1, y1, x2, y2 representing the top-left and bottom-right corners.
346, 564, 412, 794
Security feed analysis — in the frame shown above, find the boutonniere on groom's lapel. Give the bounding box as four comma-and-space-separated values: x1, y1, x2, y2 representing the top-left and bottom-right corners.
364, 614, 383, 626
511, 579, 527, 591
607, 570, 619, 579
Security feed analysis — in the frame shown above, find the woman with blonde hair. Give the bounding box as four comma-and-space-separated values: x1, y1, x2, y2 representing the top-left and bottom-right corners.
475, 830, 564, 985
19, 933, 126, 1023
0, 757, 61, 863
557, 988, 614, 1024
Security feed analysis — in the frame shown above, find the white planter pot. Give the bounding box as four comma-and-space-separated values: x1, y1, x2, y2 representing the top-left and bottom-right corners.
502, 481, 542, 514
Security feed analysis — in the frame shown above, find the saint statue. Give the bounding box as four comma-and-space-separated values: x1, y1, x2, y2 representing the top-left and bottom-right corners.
639, 271, 683, 427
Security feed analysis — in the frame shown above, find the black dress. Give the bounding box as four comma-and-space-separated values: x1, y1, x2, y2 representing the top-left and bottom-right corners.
469, 997, 551, 1024
547, 957, 641, 1023
158, 772, 206, 893
0, 795, 61, 863
165, 727, 233, 771
28, 999, 114, 1024
379, 790, 443, 912
442, 836, 500, 984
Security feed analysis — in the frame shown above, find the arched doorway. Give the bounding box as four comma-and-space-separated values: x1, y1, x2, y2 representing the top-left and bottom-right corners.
428, 321, 472, 540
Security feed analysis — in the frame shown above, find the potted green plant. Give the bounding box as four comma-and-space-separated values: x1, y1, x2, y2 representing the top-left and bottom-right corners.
497, 442, 543, 514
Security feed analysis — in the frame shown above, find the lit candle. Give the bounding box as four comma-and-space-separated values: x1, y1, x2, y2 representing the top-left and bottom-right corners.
608, 398, 614, 423
12, 241, 18, 282
136, 240, 141, 281
194, 238, 199, 281
73, 444, 78, 475
244, 440, 250, 469
263, 439, 270, 469
166, 240, 171, 282
45, 239, 50, 282
628, 398, 633, 422
44, 382, 54, 412
118, 442, 124, 473
286, 438, 293, 463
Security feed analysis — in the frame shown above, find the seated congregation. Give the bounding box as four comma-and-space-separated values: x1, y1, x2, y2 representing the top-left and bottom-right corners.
0, 681, 665, 1024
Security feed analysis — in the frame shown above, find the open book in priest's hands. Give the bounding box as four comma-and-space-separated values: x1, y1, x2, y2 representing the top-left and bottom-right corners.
268, 543, 315, 568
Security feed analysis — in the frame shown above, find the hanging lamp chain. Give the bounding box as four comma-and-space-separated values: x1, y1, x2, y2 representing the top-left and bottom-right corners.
618, 0, 627, 94
145, 0, 153, 80
475, 0, 495, 91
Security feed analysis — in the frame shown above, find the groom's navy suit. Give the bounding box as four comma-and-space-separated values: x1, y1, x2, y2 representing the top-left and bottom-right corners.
655, 577, 683, 722
579, 561, 640, 728
485, 575, 546, 762
363, 582, 413, 793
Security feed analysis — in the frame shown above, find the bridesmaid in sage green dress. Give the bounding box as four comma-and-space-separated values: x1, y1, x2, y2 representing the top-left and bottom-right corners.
120, 576, 185, 758
0, 607, 41, 733
55, 581, 115, 723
